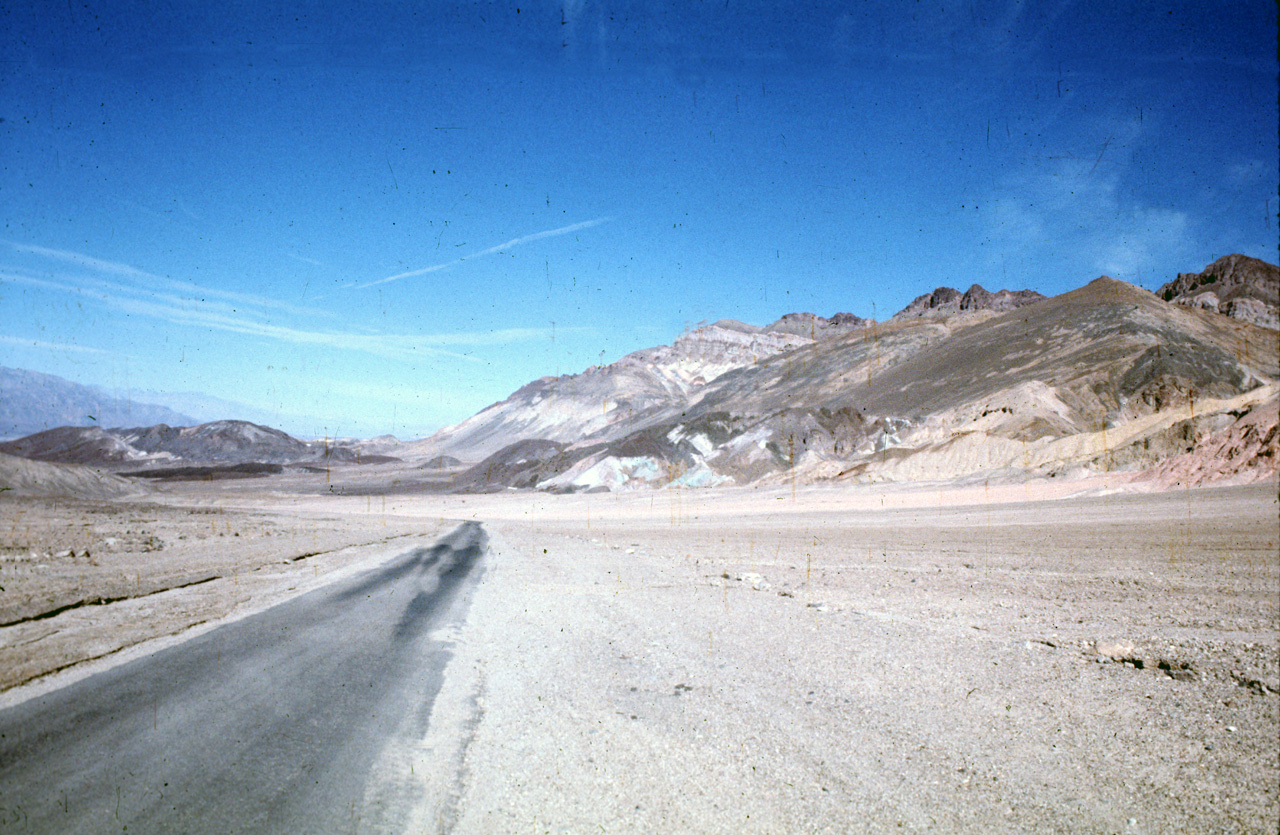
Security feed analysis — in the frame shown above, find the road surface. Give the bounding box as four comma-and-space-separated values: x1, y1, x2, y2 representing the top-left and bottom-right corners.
0, 521, 486, 834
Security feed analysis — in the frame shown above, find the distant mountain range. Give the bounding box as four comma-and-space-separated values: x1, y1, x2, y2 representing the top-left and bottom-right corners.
0, 368, 385, 443
127, 390, 289, 432
0, 367, 199, 440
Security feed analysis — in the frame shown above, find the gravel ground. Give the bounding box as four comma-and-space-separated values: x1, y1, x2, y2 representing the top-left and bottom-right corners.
429, 482, 1278, 834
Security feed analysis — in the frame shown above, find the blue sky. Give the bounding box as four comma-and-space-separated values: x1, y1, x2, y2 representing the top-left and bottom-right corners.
2, 1, 1276, 438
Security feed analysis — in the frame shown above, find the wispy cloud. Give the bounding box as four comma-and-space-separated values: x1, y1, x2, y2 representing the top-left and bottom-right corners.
301, 378, 486, 412
416, 326, 591, 347
11, 244, 156, 278
0, 268, 587, 363
1227, 158, 1269, 187
0, 334, 115, 356
0, 269, 473, 363
360, 217, 611, 289
8, 242, 332, 319
5, 240, 593, 364
1095, 208, 1189, 278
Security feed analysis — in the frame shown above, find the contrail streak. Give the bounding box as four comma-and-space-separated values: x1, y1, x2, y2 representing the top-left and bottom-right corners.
360, 217, 610, 288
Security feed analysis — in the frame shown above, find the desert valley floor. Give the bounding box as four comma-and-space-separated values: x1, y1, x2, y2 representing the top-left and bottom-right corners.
1, 473, 1277, 833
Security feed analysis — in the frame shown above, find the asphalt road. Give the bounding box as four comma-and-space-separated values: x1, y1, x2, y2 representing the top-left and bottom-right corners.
0, 521, 486, 834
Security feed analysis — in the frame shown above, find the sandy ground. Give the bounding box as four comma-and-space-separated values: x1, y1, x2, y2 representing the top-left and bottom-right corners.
1, 472, 1277, 832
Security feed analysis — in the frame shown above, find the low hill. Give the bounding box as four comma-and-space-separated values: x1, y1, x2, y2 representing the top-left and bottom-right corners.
0, 420, 401, 469
0, 452, 148, 499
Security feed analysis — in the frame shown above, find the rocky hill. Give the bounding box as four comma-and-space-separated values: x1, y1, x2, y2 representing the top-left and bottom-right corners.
415, 259, 1279, 493
402, 320, 813, 462
1155, 254, 1278, 329
764, 311, 872, 339
409, 283, 1046, 466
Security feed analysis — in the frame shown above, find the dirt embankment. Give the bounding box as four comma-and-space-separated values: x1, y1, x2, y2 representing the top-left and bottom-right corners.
1143, 398, 1278, 489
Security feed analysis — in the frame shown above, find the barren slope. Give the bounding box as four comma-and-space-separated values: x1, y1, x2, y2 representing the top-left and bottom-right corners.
0, 452, 148, 500
405, 321, 813, 463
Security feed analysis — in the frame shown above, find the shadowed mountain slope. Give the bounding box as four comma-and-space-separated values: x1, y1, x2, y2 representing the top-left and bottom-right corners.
695, 277, 1270, 426
115, 421, 313, 464
0, 427, 147, 466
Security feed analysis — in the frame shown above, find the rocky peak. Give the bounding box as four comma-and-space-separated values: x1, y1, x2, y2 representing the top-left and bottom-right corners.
765, 311, 872, 338
893, 284, 1044, 319
893, 287, 963, 319
829, 312, 870, 326
1155, 254, 1278, 330
960, 284, 1046, 313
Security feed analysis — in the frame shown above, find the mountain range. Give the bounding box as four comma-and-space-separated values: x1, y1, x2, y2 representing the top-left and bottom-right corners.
414, 256, 1278, 492
0, 367, 319, 442
1, 255, 1276, 494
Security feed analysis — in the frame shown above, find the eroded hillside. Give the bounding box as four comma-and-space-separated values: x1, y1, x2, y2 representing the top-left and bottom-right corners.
424, 265, 1279, 493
